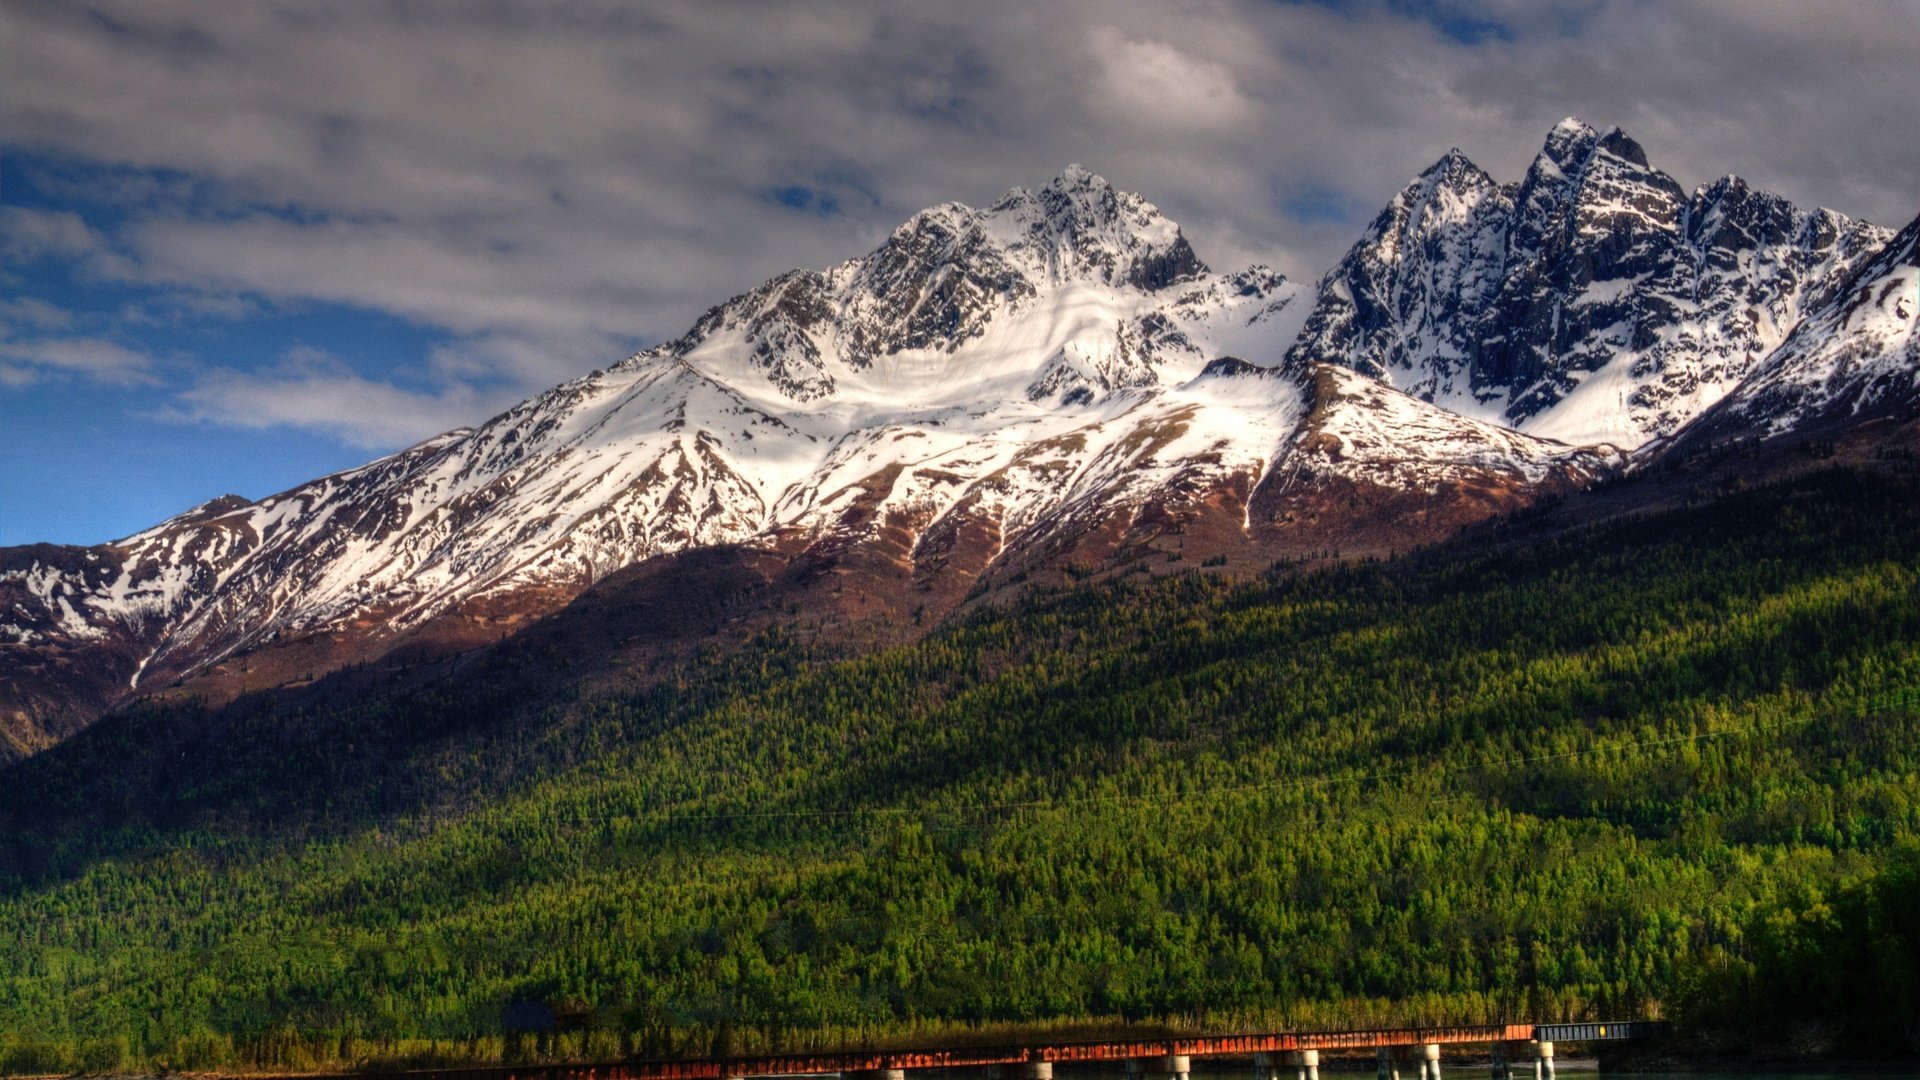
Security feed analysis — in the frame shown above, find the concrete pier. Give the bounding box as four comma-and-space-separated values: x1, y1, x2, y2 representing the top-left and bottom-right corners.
1021, 1064, 1052, 1080
1376, 1048, 1398, 1080
1421, 1043, 1442, 1080
1255, 1052, 1276, 1080
1300, 1049, 1320, 1080
1161, 1054, 1192, 1080
1532, 1042, 1554, 1080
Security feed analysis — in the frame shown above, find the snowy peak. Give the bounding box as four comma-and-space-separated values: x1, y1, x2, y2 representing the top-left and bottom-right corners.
1415, 147, 1498, 193
669, 167, 1225, 407
1291, 117, 1894, 449
1540, 115, 1601, 168
879, 164, 1205, 297
1021, 164, 1208, 290
1285, 143, 1510, 399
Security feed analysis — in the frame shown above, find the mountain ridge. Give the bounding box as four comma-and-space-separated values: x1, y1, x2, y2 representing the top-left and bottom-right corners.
4, 121, 1914, 759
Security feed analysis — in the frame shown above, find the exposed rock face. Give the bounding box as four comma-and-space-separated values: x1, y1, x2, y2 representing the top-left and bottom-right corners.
1289, 117, 1893, 448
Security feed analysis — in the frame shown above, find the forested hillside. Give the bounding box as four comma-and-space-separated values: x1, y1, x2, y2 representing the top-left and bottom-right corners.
3, 468, 1918, 1073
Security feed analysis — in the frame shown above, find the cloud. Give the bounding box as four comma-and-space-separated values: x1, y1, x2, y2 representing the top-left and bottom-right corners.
1087, 26, 1255, 132
0, 0, 1916, 464
0, 296, 75, 331
0, 205, 141, 281
0, 207, 110, 261
163, 346, 510, 449
0, 336, 160, 386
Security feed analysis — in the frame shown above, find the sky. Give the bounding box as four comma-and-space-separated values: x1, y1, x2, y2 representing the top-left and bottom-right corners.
4, 0, 1918, 546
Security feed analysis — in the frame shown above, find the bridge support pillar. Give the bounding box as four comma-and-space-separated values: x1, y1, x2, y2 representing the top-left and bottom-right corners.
1301, 1049, 1320, 1080
1532, 1042, 1553, 1080
1023, 1065, 1053, 1080
1256, 1052, 1276, 1080
1421, 1043, 1441, 1080
1377, 1048, 1397, 1080
1162, 1054, 1192, 1080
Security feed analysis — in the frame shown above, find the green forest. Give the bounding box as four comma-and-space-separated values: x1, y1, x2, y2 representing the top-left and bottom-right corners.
2, 467, 1918, 1073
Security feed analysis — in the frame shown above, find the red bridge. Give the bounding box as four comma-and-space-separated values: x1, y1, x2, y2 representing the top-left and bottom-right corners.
387, 1021, 1666, 1080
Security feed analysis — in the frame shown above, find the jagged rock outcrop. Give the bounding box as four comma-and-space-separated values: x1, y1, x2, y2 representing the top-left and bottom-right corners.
1289, 117, 1893, 448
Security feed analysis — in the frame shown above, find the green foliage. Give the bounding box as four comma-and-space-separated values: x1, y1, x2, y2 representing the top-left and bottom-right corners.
2, 469, 1920, 1070
75, 1034, 130, 1075
1672, 846, 1920, 1052
0, 1037, 73, 1076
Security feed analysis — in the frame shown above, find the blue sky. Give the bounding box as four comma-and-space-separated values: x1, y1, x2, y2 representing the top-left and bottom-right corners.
5, 0, 1917, 545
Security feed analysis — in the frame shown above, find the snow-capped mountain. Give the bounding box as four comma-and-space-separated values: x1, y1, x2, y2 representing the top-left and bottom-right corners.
1288, 118, 1893, 448
1672, 211, 1919, 446
3, 125, 1913, 756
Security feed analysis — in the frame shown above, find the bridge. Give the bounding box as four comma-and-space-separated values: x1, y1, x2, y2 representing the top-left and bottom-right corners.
392, 1021, 1668, 1080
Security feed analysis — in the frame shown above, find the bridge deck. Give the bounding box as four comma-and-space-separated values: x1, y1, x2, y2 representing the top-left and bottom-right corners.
392, 1021, 1666, 1080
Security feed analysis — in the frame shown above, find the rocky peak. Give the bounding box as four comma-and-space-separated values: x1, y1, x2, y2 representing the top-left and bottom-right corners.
1594, 126, 1650, 168
662, 167, 1218, 399
1289, 117, 1893, 448
1540, 116, 1600, 168
1283, 145, 1511, 389
1418, 147, 1493, 189
990, 165, 1208, 291
1687, 175, 1800, 266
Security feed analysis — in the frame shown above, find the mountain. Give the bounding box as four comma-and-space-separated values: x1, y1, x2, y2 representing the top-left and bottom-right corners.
1667, 212, 1919, 449
0, 166, 1614, 755
3, 123, 1913, 757
1288, 118, 1893, 448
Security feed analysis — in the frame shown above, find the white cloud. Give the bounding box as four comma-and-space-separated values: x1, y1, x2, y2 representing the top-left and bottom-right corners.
1087, 26, 1255, 132
0, 207, 110, 261
0, 337, 158, 386
0, 296, 75, 331
164, 347, 513, 449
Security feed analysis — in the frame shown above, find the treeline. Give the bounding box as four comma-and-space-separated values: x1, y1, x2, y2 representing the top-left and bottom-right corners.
1, 469, 1919, 1071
